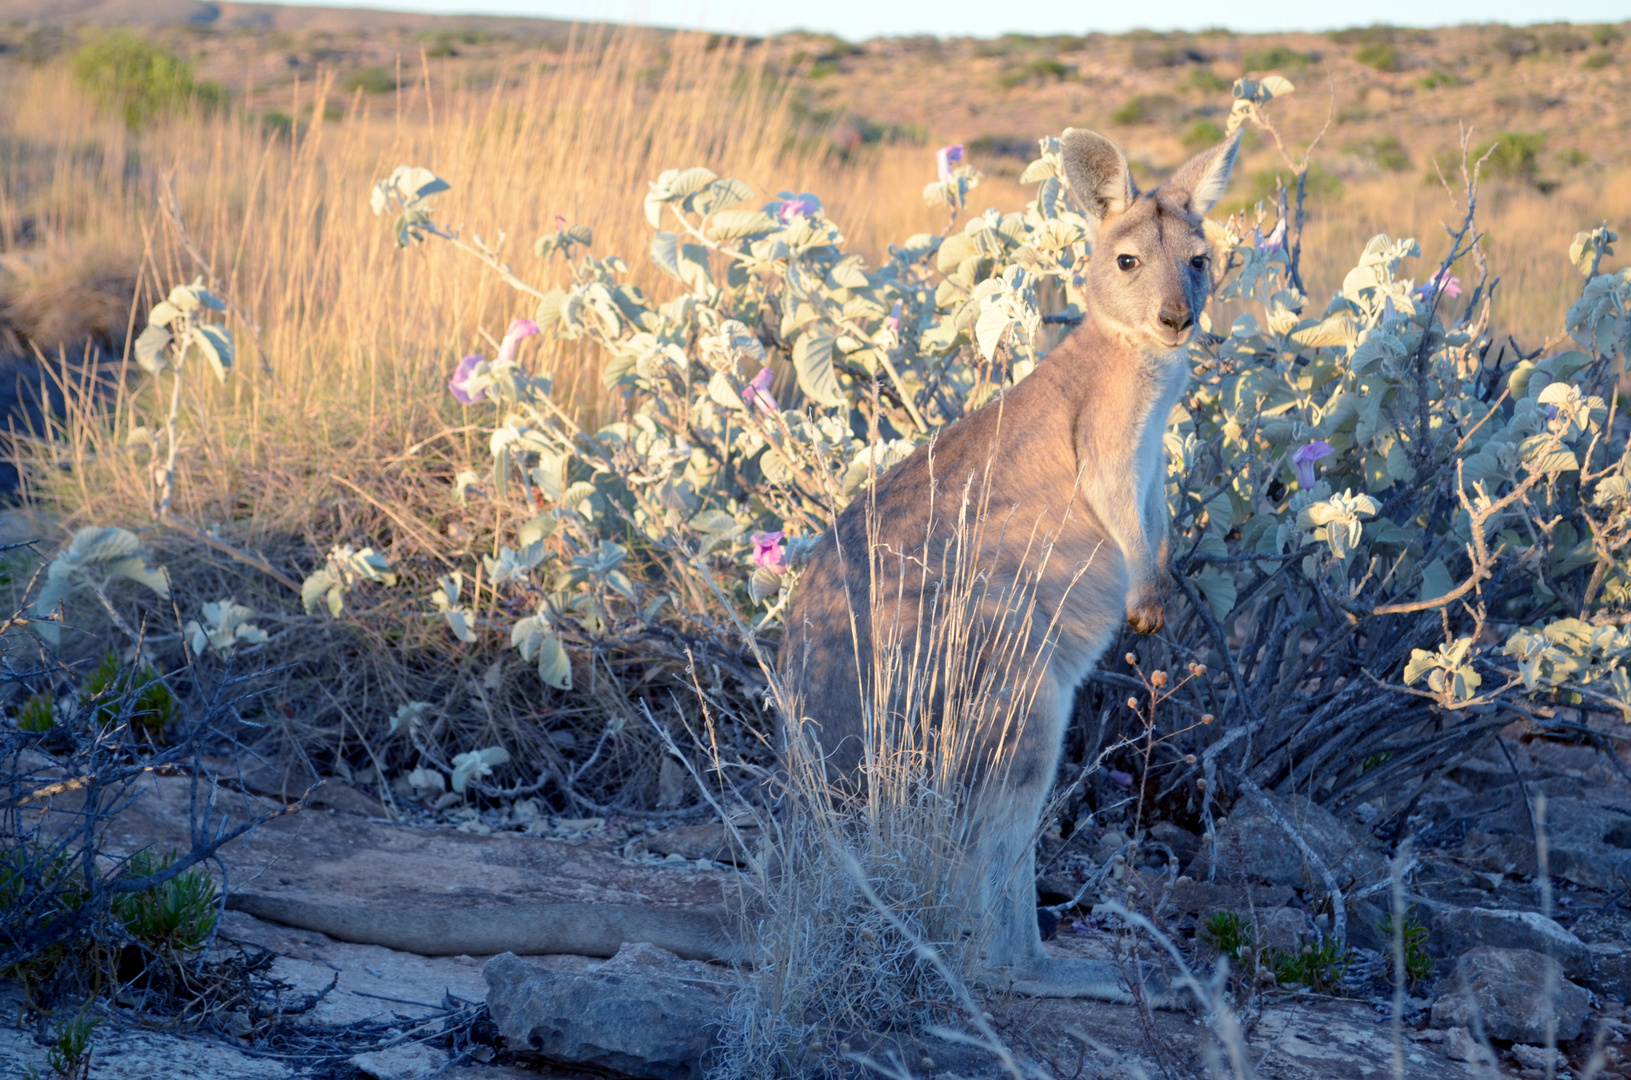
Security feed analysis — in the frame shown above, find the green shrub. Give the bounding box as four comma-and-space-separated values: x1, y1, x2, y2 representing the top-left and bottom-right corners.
1187, 66, 1232, 92
1182, 118, 1227, 151
68, 31, 224, 130
340, 65, 398, 94
111, 850, 218, 952
1111, 93, 1183, 125
1562, 147, 1590, 167
1476, 130, 1547, 183
1589, 24, 1623, 46
1418, 68, 1460, 89
84, 651, 176, 739
1241, 44, 1314, 71
996, 56, 1072, 89
1348, 134, 1411, 172
1246, 162, 1343, 205
1355, 41, 1400, 72
1584, 51, 1614, 69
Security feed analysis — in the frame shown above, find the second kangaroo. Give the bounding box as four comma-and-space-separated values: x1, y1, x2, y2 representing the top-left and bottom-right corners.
780, 127, 1240, 1001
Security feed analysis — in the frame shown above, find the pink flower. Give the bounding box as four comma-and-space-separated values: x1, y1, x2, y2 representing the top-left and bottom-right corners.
750, 531, 786, 573
1255, 219, 1286, 253
741, 368, 779, 414
1291, 440, 1335, 488
555, 213, 567, 232
776, 196, 817, 224
449, 354, 486, 405
1109, 770, 1134, 789
495, 318, 539, 366
935, 144, 964, 182
1414, 269, 1463, 302
884, 299, 903, 332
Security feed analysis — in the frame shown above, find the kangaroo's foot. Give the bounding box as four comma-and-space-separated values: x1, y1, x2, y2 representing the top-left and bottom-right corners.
1003, 956, 1188, 1009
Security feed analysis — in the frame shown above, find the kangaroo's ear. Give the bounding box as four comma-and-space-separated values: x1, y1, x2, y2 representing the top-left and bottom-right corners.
1165, 129, 1241, 215
1061, 128, 1137, 222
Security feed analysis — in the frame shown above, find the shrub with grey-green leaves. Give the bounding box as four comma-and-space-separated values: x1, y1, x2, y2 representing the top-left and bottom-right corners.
368, 76, 1631, 821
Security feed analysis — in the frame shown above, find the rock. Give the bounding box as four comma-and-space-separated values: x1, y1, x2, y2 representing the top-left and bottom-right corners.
1166, 879, 1296, 916
483, 948, 728, 1080
1584, 941, 1631, 1001
1442, 1026, 1495, 1065
350, 1043, 449, 1080
1213, 792, 1389, 891
1256, 906, 1312, 956
1425, 903, 1593, 979
1147, 820, 1200, 867
1461, 795, 1631, 890
1429, 947, 1592, 1043
1510, 1044, 1569, 1071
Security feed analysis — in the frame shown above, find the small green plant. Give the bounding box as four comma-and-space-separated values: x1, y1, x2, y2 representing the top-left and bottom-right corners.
1589, 24, 1622, 47
26, 1010, 99, 1080
340, 65, 398, 94
110, 850, 218, 952
1199, 910, 1253, 959
84, 652, 177, 739
1418, 68, 1460, 89
1355, 41, 1401, 72
69, 31, 223, 130
1584, 51, 1614, 69
1183, 118, 1227, 151
1242, 44, 1313, 71
1562, 147, 1591, 168
1378, 907, 1434, 985
18, 692, 54, 732
1271, 935, 1352, 992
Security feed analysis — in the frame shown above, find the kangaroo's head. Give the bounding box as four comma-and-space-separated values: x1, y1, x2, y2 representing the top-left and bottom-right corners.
1061, 127, 1240, 351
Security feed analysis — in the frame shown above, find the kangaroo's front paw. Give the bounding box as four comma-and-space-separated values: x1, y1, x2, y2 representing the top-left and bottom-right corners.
1126, 601, 1164, 634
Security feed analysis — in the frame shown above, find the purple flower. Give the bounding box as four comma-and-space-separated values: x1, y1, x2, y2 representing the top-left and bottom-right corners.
1291, 440, 1335, 488
1414, 269, 1463, 302
1109, 770, 1134, 790
777, 197, 817, 224
751, 531, 786, 573
1255, 219, 1286, 253
935, 144, 965, 182
884, 299, 903, 332
496, 318, 540, 366
741, 368, 779, 415
449, 354, 486, 405
1545, 403, 1560, 421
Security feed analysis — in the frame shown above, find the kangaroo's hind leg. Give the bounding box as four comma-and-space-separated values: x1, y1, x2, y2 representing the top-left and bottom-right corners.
968, 677, 1181, 1006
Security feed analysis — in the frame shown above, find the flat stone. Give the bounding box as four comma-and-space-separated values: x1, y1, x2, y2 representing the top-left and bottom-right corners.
349, 1043, 449, 1080
483, 949, 728, 1080
52, 771, 738, 960
1429, 947, 1592, 1043
1213, 792, 1389, 891
1424, 903, 1593, 979
1583, 941, 1631, 1002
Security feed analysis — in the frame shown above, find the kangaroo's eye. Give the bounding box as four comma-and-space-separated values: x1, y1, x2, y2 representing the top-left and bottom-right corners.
1190, 255, 1208, 270
1116, 254, 1139, 271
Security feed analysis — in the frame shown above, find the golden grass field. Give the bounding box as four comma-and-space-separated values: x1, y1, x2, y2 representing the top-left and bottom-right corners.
0, 16, 1629, 765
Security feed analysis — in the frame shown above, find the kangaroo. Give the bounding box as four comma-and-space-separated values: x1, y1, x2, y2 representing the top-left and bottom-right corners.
777, 128, 1239, 1000
228, 128, 1237, 1005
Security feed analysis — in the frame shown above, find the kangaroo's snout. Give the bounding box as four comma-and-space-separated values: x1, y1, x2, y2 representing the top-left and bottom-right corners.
1157, 305, 1193, 334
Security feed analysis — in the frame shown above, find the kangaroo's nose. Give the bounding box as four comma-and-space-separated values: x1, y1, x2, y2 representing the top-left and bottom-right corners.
1158, 306, 1193, 333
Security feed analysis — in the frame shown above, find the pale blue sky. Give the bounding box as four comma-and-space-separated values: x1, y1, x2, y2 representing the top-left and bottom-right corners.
272, 0, 1631, 39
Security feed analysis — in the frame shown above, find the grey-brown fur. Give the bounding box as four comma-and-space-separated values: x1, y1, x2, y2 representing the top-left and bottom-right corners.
778, 128, 1240, 1001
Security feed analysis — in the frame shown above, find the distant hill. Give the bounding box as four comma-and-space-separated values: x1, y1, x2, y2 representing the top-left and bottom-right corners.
0, 0, 580, 40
